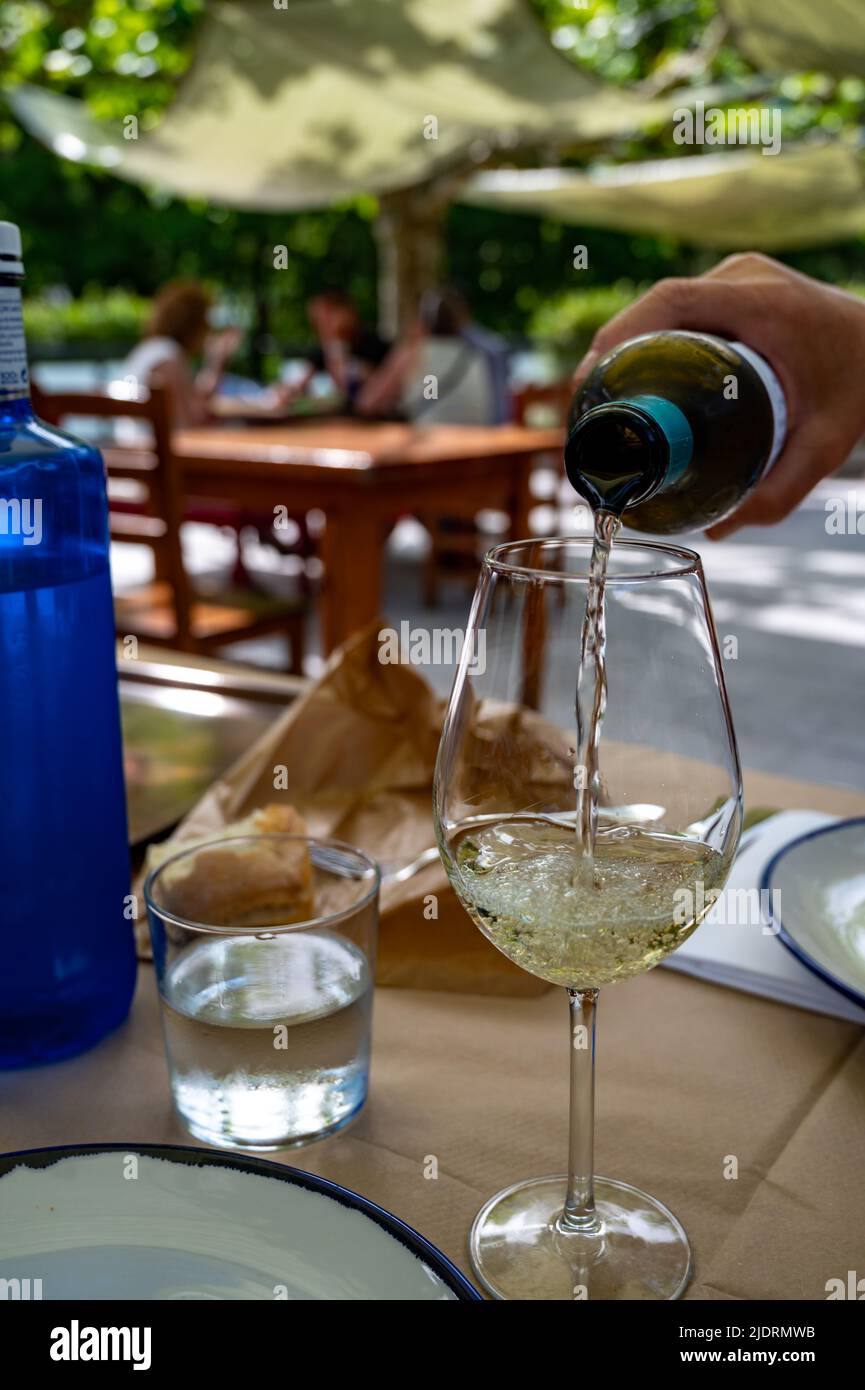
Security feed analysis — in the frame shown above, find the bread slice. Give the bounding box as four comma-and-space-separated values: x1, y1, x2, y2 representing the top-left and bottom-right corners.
149, 804, 315, 928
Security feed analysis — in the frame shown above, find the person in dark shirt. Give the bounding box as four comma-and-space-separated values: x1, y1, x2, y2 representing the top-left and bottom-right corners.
287, 290, 390, 410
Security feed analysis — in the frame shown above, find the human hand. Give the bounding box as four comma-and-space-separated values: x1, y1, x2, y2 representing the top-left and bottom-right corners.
205, 325, 244, 369
574, 253, 865, 537
269, 380, 299, 409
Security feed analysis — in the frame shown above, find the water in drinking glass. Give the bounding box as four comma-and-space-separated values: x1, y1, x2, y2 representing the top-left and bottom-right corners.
161, 930, 372, 1150
146, 833, 379, 1152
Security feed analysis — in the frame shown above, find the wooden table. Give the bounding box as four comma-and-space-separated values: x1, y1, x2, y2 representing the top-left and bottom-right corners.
173, 420, 563, 652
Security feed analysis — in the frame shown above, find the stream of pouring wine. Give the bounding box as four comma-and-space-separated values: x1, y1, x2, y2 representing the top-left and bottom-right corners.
575, 509, 621, 866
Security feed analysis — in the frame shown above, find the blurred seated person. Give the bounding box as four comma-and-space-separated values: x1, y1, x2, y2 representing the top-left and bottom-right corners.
446, 286, 511, 425
118, 281, 298, 584
355, 287, 509, 425
120, 280, 287, 426
286, 290, 391, 411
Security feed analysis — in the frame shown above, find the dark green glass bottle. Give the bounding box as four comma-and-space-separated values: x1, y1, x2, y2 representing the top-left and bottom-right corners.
564, 330, 787, 532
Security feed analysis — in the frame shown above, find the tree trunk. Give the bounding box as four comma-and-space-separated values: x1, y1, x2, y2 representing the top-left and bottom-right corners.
248, 248, 269, 380
374, 184, 449, 339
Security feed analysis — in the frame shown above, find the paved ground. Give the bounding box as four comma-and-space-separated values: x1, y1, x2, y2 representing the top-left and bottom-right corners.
376, 479, 865, 794
676, 482, 865, 793
112, 478, 865, 794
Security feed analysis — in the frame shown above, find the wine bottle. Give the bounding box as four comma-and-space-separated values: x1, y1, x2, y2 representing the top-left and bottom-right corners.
0, 220, 136, 1065
564, 330, 787, 532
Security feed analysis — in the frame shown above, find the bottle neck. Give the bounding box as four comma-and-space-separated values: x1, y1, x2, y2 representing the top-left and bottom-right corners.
0, 272, 33, 425
565, 395, 693, 514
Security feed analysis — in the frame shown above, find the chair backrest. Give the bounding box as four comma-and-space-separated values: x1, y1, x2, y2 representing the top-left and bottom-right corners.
31, 380, 174, 457
30, 382, 193, 641
512, 380, 573, 428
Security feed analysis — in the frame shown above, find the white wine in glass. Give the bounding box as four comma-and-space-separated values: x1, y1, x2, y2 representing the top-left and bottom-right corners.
434, 537, 742, 1301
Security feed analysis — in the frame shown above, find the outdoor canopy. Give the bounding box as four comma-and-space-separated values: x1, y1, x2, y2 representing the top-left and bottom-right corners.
462, 142, 865, 251
721, 0, 865, 80
5, 0, 685, 210
8, 0, 865, 306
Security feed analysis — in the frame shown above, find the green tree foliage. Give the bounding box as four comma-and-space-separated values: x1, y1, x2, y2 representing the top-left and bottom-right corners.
0, 0, 380, 360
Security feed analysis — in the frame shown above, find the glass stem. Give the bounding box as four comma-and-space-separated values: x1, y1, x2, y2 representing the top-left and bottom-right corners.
559, 986, 601, 1235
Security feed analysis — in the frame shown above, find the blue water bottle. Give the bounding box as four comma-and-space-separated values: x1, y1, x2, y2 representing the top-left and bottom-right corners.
0, 221, 136, 1066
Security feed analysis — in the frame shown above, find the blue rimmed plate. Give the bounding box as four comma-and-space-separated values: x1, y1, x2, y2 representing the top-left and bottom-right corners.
0, 1143, 480, 1301
762, 818, 865, 1010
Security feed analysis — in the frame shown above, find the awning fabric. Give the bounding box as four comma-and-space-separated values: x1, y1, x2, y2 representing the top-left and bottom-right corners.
5, 0, 682, 210
462, 143, 865, 251
721, 0, 865, 79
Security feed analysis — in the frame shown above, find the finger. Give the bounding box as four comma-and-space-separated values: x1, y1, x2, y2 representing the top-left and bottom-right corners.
573, 278, 768, 384
704, 424, 834, 539
702, 251, 786, 282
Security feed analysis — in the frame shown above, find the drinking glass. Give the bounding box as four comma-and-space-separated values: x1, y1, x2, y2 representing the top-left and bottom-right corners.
145, 834, 379, 1151
433, 537, 742, 1300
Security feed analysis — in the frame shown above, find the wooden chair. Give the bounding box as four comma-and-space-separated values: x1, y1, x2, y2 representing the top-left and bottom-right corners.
419, 380, 576, 607
421, 509, 507, 607
31, 383, 306, 674
511, 379, 574, 429
419, 383, 574, 607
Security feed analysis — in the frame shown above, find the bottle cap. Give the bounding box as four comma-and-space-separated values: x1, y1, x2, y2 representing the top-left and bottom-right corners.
0, 221, 24, 276
628, 395, 694, 484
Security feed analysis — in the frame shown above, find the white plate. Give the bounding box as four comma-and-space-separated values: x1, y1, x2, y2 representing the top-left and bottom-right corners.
763, 817, 865, 1010
0, 1144, 479, 1301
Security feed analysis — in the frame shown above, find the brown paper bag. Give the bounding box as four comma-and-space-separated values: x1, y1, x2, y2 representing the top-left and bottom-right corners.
138, 621, 548, 996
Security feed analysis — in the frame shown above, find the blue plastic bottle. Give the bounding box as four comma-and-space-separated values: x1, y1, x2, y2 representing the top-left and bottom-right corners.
0, 221, 136, 1066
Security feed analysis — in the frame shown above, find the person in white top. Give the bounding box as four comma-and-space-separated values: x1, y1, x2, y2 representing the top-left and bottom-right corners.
118, 282, 296, 583
355, 288, 499, 426
119, 281, 243, 427
120, 281, 294, 428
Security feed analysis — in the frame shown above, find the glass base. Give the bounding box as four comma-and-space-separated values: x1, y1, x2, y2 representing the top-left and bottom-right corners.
176, 1097, 365, 1153
469, 1174, 691, 1301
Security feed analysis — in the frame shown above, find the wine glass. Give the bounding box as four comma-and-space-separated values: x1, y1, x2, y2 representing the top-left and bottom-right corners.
433, 536, 742, 1301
